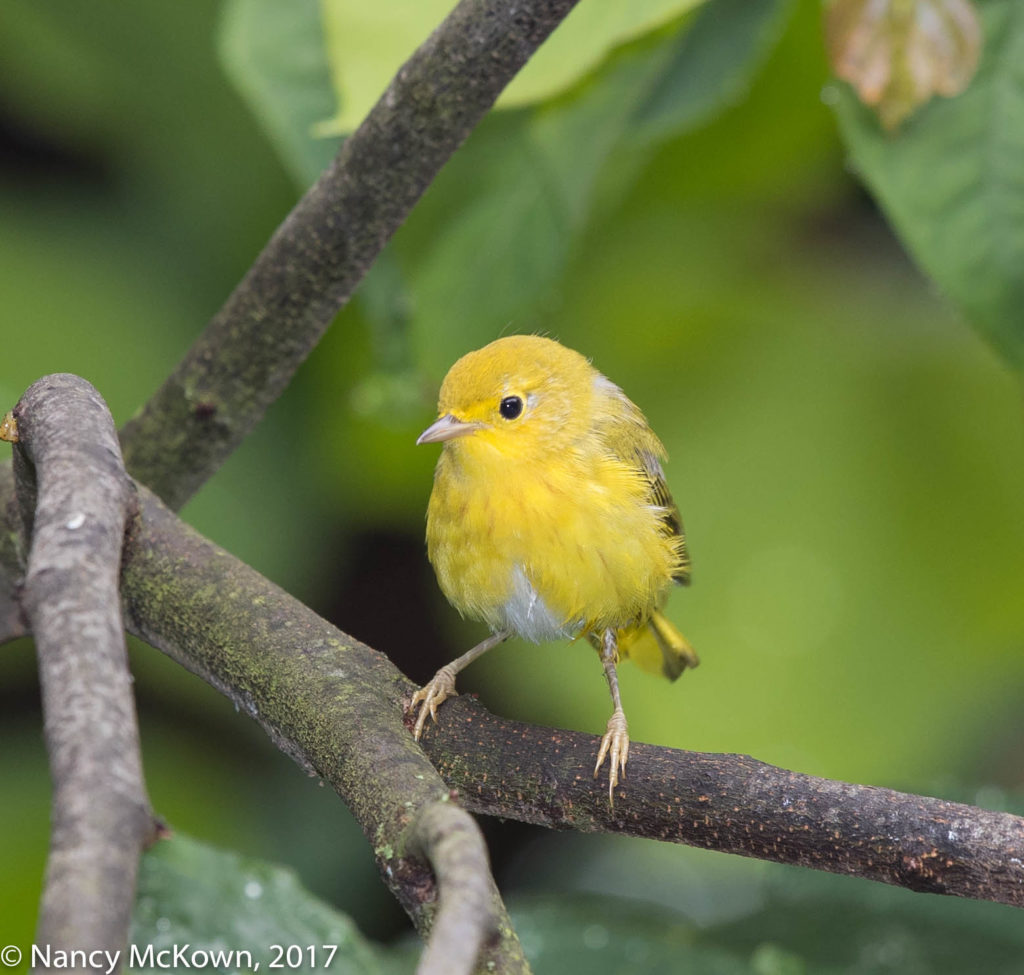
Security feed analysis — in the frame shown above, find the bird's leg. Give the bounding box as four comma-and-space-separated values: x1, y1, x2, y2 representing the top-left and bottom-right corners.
409, 629, 512, 740
594, 627, 630, 803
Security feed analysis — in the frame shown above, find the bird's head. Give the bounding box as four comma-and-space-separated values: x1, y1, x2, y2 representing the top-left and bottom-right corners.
417, 335, 596, 461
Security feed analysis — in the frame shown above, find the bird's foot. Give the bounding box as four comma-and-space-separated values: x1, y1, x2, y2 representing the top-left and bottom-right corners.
409, 665, 459, 740
594, 706, 630, 804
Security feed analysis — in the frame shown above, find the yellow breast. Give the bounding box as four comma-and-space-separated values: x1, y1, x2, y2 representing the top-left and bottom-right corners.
426, 437, 681, 642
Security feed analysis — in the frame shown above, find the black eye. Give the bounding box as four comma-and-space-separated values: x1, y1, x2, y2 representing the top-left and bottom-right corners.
499, 396, 523, 420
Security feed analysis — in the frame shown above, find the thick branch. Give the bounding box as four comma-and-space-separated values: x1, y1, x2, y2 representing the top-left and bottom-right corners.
417, 697, 1024, 907
11, 375, 155, 966
3, 448, 1020, 911
119, 0, 580, 509
1, 448, 1022, 914
113, 484, 1024, 910
120, 486, 529, 974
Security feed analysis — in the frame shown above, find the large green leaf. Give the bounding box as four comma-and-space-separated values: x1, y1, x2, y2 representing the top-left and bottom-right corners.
130, 835, 1024, 975
221, 0, 794, 399
132, 835, 388, 975
705, 867, 1024, 975
317, 0, 704, 135
832, 0, 1024, 372
220, 0, 340, 185
392, 0, 795, 374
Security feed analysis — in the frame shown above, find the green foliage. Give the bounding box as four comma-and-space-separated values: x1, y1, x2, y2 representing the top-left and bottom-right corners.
3, 0, 1024, 969
316, 0, 706, 134
135, 835, 1024, 975
220, 0, 793, 376
832, 0, 1024, 371
133, 835, 386, 975
220, 0, 339, 187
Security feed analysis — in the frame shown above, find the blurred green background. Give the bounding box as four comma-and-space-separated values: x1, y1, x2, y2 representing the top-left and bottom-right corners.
2, 0, 1024, 969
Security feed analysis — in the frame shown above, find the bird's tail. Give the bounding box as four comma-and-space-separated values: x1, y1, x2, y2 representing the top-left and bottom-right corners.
618, 610, 699, 681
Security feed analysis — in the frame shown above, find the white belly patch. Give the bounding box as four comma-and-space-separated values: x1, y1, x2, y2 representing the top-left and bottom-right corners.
500, 566, 580, 643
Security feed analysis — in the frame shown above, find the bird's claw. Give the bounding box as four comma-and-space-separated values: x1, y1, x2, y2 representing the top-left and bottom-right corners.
409, 665, 459, 740
594, 707, 630, 804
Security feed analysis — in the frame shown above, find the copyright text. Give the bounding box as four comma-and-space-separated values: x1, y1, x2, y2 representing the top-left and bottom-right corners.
10, 943, 341, 971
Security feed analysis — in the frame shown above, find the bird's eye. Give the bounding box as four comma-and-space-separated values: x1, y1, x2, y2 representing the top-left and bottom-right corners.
499, 396, 524, 420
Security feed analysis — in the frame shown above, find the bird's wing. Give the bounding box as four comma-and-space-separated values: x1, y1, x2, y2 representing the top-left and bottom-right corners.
592, 378, 691, 585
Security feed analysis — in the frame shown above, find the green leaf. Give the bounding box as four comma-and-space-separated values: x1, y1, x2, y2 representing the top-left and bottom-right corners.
630, 0, 795, 144
219, 0, 341, 186
131, 835, 390, 975
704, 868, 1024, 975
508, 894, 758, 975
317, 0, 706, 136
220, 0, 794, 386
396, 0, 793, 374
832, 0, 1024, 372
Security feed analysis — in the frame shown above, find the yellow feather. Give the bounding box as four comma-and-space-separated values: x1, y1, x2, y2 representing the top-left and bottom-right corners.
421, 335, 695, 665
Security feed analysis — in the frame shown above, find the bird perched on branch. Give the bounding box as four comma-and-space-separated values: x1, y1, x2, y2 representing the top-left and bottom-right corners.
410, 334, 697, 801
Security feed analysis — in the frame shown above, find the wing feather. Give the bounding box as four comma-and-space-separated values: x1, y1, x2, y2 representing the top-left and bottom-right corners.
591, 376, 691, 585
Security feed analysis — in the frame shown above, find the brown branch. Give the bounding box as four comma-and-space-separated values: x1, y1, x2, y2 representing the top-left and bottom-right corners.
111, 480, 1024, 911
0, 457, 27, 646
2, 444, 1020, 913
119, 485, 530, 973
119, 0, 581, 510
2, 434, 1022, 917
11, 375, 157, 962
0, 577, 26, 646
417, 696, 1024, 907
408, 802, 504, 975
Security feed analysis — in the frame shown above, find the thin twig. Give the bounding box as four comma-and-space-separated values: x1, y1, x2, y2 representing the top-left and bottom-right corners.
119, 0, 581, 509
11, 375, 156, 966
119, 485, 530, 973
409, 802, 502, 975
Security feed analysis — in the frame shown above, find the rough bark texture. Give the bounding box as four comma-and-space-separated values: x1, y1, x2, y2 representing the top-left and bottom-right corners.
12, 375, 155, 971
0, 579, 25, 645
119, 0, 581, 510
120, 485, 530, 974
417, 696, 1024, 906
410, 802, 505, 975
1, 444, 1022, 920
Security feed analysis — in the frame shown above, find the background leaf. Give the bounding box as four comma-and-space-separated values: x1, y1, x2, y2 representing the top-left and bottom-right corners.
132, 835, 389, 975
831, 0, 1024, 371
220, 0, 340, 185
317, 0, 706, 135
3, 0, 1024, 966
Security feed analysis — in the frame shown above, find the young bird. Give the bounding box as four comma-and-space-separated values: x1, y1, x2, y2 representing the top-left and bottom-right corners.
411, 335, 697, 801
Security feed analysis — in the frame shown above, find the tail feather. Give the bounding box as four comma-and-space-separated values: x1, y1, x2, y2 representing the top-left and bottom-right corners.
616, 610, 699, 681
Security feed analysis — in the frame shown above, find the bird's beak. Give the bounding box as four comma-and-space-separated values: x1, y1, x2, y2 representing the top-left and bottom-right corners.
416, 414, 481, 445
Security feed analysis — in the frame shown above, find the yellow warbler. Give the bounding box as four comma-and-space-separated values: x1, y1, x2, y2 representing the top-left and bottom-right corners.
410, 335, 697, 800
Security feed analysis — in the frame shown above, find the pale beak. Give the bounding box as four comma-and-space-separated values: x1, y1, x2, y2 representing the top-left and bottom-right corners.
416, 414, 482, 445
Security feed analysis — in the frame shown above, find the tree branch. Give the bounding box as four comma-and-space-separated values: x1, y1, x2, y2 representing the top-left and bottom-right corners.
408, 802, 504, 975
2, 445, 1021, 913
0, 577, 26, 646
417, 696, 1024, 907
0, 454, 27, 646
119, 0, 581, 509
10, 375, 156, 963
119, 485, 529, 974
110, 479, 1024, 911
